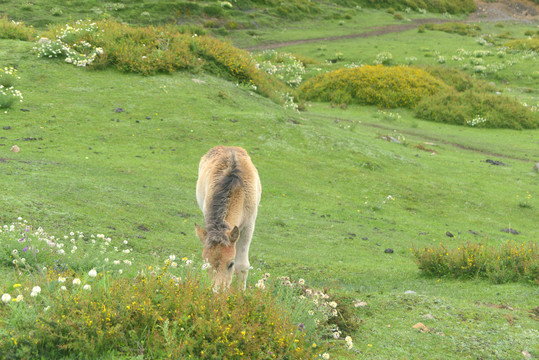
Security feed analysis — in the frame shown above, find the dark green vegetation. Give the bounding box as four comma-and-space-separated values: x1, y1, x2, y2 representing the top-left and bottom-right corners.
0, 0, 538, 359
0, 0, 476, 30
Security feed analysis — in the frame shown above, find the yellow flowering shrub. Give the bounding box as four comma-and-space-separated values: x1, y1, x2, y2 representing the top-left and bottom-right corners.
299, 65, 448, 108
0, 269, 317, 359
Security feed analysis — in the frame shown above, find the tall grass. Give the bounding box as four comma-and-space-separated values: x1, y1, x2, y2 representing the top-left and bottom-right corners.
411, 241, 539, 284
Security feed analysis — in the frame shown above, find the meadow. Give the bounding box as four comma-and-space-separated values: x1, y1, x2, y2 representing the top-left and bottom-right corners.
1, 1, 538, 359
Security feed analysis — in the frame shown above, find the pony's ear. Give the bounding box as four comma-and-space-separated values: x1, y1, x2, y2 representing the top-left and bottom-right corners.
195, 223, 207, 244
228, 226, 240, 244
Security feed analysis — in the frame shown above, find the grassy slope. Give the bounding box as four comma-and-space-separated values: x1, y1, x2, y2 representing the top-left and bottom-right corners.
1, 36, 538, 358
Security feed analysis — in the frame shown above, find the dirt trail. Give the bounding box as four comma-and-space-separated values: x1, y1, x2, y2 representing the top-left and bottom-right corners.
243, 0, 539, 51
244, 18, 447, 51
310, 113, 535, 162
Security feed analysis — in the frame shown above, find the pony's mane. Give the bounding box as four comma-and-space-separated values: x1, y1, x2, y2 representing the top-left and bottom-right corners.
206, 152, 243, 244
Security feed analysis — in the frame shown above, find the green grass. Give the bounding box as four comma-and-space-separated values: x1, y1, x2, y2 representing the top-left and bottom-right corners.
1, 3, 539, 358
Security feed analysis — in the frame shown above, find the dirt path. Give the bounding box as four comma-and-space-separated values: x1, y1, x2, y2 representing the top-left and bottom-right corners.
309, 113, 535, 162
244, 18, 448, 51
243, 0, 539, 51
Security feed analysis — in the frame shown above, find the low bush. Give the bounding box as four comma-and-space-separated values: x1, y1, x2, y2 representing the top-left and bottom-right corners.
0, 219, 356, 359
298, 65, 447, 108
0, 270, 321, 359
0, 16, 36, 41
421, 65, 492, 92
415, 88, 539, 129
504, 38, 539, 52
191, 35, 288, 102
32, 20, 288, 102
423, 22, 481, 36
411, 241, 539, 284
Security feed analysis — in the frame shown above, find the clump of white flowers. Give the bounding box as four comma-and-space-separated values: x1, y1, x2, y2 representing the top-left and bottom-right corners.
0, 67, 23, 111
467, 115, 487, 127
256, 50, 306, 87
33, 20, 104, 68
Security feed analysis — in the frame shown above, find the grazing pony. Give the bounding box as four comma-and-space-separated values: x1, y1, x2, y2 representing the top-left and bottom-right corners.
195, 146, 261, 290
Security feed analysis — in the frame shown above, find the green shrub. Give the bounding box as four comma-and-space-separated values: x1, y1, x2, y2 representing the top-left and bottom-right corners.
191, 35, 287, 102
0, 16, 37, 41
202, 5, 225, 17
424, 22, 481, 36
415, 89, 539, 129
422, 65, 477, 92
411, 241, 539, 284
299, 65, 447, 108
33, 20, 290, 104
504, 38, 539, 52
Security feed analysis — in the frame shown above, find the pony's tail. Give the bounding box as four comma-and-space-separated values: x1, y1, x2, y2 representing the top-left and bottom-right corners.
221, 151, 243, 190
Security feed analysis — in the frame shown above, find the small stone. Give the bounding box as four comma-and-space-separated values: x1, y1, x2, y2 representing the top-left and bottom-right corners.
412, 322, 430, 333
384, 248, 394, 253
2, 126, 11, 130
114, 107, 125, 113
11, 145, 20, 153
446, 231, 454, 238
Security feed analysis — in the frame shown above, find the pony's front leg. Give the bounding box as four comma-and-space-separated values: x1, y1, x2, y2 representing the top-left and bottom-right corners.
234, 223, 255, 290
235, 267, 250, 291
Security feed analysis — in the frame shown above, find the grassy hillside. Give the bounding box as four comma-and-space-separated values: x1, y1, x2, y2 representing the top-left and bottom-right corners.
0, 0, 475, 31
0, 2, 538, 359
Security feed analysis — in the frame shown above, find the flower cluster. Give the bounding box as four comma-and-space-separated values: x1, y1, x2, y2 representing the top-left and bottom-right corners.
1, 218, 135, 275
467, 114, 487, 126
277, 91, 299, 112
33, 20, 104, 67
373, 51, 393, 66
0, 66, 23, 111
256, 50, 306, 87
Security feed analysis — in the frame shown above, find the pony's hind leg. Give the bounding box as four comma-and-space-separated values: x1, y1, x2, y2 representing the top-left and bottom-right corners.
235, 222, 255, 290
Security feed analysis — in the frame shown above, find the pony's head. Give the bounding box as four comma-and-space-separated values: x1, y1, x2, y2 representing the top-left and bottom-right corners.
195, 223, 239, 290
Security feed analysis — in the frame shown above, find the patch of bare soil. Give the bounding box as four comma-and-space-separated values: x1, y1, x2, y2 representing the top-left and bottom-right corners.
468, 0, 539, 23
